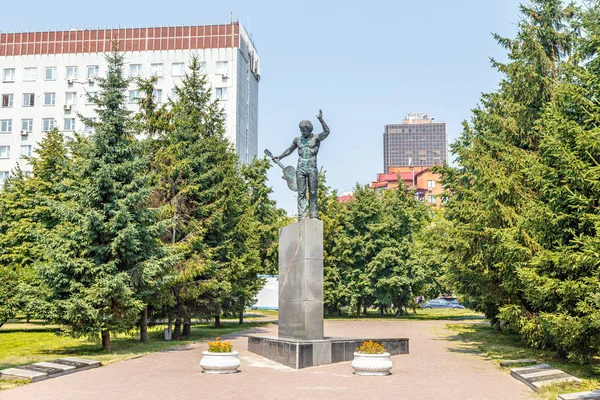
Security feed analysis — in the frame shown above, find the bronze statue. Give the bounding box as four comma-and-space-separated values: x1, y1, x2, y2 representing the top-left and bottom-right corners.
267, 110, 330, 219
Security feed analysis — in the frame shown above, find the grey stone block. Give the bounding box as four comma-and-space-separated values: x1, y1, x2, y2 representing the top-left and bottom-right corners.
279, 219, 323, 263
511, 364, 581, 392
278, 219, 324, 340
248, 336, 409, 369
0, 368, 47, 382
312, 341, 332, 366
558, 390, 600, 400
499, 359, 537, 367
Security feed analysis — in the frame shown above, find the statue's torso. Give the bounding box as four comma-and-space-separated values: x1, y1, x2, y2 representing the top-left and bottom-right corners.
295, 135, 320, 166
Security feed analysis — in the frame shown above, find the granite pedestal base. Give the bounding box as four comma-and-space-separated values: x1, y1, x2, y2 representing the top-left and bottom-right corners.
278, 219, 324, 340
248, 336, 409, 369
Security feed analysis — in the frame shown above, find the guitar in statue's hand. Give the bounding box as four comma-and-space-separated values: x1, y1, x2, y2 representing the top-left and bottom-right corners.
264, 149, 298, 192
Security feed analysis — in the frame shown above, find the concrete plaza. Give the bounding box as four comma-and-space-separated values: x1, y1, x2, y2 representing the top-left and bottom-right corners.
0, 319, 533, 400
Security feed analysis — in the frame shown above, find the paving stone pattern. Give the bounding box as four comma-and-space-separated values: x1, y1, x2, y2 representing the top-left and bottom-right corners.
510, 364, 581, 392
0, 358, 100, 382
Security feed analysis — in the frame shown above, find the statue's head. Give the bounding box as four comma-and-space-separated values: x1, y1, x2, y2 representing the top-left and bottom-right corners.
299, 120, 313, 138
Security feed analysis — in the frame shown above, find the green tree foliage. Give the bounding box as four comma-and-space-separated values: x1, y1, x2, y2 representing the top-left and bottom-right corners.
502, 3, 600, 361
321, 180, 429, 317
0, 129, 70, 326
439, 0, 600, 361
148, 56, 274, 331
440, 0, 575, 323
241, 157, 288, 276
42, 48, 164, 351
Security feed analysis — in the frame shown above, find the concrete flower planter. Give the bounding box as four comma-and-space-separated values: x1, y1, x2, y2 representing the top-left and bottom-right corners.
351, 352, 392, 376
199, 351, 241, 374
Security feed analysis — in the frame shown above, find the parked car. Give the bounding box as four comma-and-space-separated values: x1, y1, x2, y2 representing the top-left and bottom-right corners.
420, 298, 465, 309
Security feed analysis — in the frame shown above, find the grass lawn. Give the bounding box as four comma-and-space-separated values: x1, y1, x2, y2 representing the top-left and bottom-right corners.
446, 322, 600, 400
0, 313, 272, 391
325, 307, 485, 321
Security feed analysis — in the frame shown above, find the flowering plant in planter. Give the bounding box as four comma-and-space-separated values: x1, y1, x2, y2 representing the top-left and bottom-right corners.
207, 337, 233, 353
352, 340, 392, 376
200, 337, 240, 374
356, 340, 385, 354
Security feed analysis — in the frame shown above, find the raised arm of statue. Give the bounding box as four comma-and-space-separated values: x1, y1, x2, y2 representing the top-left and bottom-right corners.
316, 109, 330, 141
275, 140, 298, 162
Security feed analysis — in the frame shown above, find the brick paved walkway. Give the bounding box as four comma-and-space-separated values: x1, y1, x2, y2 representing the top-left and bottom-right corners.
0, 319, 533, 400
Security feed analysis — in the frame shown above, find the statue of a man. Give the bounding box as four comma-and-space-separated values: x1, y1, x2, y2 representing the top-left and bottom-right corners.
274, 110, 330, 219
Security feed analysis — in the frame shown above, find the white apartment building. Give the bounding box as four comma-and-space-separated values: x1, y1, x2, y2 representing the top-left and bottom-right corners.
0, 23, 260, 184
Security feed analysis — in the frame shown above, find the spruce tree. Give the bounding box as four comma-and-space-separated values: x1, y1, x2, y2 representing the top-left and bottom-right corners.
507, 3, 600, 361
439, 0, 575, 324
43, 48, 163, 351
0, 128, 70, 325
151, 56, 260, 330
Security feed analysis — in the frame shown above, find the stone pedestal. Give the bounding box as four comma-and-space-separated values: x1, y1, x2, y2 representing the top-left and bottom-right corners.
247, 218, 410, 369
278, 218, 324, 340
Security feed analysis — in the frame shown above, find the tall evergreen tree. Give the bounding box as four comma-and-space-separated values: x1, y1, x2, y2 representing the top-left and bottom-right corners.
501, 3, 600, 361
439, 0, 575, 325
150, 56, 261, 331
43, 47, 164, 351
0, 128, 70, 326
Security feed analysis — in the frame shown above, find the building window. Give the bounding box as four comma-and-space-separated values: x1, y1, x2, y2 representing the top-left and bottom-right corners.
0, 171, 8, 184
216, 61, 228, 75
20, 145, 32, 158
23, 67, 37, 82
129, 64, 141, 77
1, 94, 13, 108
170, 88, 178, 101
128, 90, 142, 104
215, 87, 228, 101
427, 180, 436, 190
0, 146, 10, 158
65, 92, 77, 106
23, 93, 35, 107
64, 118, 76, 131
3, 68, 15, 82
21, 119, 33, 133
152, 89, 162, 103
171, 63, 185, 76
150, 63, 163, 77
44, 92, 56, 106
86, 92, 97, 105
1, 120, 12, 133
42, 118, 55, 131
427, 195, 436, 204
87, 65, 99, 80
65, 66, 78, 81
84, 117, 97, 132
45, 67, 57, 81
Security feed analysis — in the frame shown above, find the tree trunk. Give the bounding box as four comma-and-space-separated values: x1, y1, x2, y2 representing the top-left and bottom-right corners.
362, 305, 367, 316
214, 314, 221, 328
166, 315, 172, 341
140, 306, 148, 343
239, 310, 244, 325
379, 306, 384, 318
182, 317, 191, 336
173, 318, 182, 340
356, 298, 361, 318
26, 313, 31, 323
101, 329, 111, 352
493, 321, 501, 332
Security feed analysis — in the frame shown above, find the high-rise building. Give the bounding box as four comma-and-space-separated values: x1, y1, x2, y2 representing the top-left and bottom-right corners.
0, 22, 260, 184
382, 113, 446, 172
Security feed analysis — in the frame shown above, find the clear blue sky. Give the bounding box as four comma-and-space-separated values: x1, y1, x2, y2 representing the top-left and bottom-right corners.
3, 0, 524, 214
